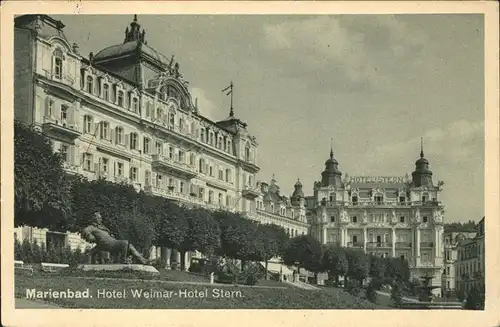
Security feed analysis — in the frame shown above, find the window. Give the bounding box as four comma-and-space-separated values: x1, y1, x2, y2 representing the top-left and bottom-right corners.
352, 216, 357, 223
60, 144, 69, 162
101, 158, 109, 173
218, 193, 223, 205
117, 91, 124, 107
116, 162, 123, 177
103, 84, 109, 101
374, 195, 383, 204
84, 115, 93, 134
446, 267, 450, 275
115, 127, 123, 144
422, 193, 428, 203
226, 195, 231, 206
225, 169, 231, 182
400, 216, 405, 223
143, 137, 150, 154
180, 182, 184, 194
178, 151, 184, 163
169, 146, 174, 159
190, 153, 195, 166
423, 216, 428, 223
100, 122, 109, 140
330, 216, 335, 222
156, 108, 163, 121
53, 49, 63, 79
46, 98, 54, 117
130, 133, 138, 150
200, 128, 205, 142
199, 159, 205, 173
245, 144, 251, 161
130, 167, 138, 181
352, 195, 358, 205
199, 187, 204, 199
227, 140, 232, 153
83, 153, 93, 171
218, 170, 224, 180
179, 118, 185, 131
169, 113, 175, 127
132, 98, 138, 112
155, 174, 162, 188
352, 235, 358, 243
400, 255, 405, 260
399, 196, 405, 204
208, 190, 214, 203
86, 76, 93, 94
60, 105, 68, 122
156, 142, 162, 155
209, 165, 213, 177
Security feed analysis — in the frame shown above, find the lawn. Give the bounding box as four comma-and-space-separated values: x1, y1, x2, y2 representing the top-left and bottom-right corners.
15, 273, 388, 309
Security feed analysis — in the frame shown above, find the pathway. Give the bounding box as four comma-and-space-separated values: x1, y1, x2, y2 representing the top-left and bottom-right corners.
286, 280, 321, 291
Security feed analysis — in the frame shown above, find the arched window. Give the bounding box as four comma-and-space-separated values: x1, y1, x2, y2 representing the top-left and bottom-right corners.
245, 144, 251, 161
53, 49, 63, 79
60, 104, 68, 122
422, 192, 429, 203
374, 193, 383, 205
100, 121, 109, 140
86, 76, 93, 94
199, 158, 205, 173
200, 128, 205, 142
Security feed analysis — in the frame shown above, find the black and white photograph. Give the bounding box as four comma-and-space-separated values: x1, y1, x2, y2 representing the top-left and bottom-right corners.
2, 1, 499, 326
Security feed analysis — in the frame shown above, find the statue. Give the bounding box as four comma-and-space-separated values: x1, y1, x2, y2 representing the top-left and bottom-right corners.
391, 209, 397, 224
81, 212, 149, 265
340, 209, 349, 223
173, 63, 181, 78
433, 209, 443, 224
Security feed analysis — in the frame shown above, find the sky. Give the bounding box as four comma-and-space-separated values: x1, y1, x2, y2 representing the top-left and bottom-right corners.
53, 14, 485, 223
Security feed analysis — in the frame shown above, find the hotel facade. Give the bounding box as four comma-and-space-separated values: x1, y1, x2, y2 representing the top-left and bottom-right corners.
309, 146, 446, 293
13, 15, 308, 264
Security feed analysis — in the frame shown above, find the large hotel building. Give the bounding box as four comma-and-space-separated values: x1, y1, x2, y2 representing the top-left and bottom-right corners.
13, 15, 309, 264
308, 146, 446, 292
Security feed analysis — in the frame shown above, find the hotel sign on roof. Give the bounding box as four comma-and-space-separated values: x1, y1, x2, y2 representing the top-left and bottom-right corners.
350, 176, 405, 184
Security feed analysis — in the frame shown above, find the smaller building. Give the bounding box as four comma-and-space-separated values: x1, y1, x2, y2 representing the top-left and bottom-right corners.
455, 217, 485, 296
441, 229, 477, 294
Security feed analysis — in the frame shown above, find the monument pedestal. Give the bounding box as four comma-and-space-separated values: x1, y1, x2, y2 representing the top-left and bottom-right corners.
77, 264, 160, 275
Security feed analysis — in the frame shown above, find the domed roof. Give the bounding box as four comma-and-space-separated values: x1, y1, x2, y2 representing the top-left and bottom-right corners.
325, 149, 338, 166
93, 41, 170, 67
294, 178, 303, 187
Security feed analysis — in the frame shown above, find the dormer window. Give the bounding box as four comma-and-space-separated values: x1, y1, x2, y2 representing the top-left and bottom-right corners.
352, 195, 358, 205
245, 144, 251, 161
132, 98, 138, 113
423, 216, 428, 223
400, 216, 405, 223
86, 76, 93, 94
103, 84, 109, 101
117, 91, 124, 107
352, 216, 357, 223
399, 196, 405, 204
53, 49, 63, 79
374, 195, 383, 204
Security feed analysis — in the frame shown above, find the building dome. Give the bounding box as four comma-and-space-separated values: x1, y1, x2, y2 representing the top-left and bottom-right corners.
411, 138, 433, 187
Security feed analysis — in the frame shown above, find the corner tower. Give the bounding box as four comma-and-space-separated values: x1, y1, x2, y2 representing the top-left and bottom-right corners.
411, 137, 433, 187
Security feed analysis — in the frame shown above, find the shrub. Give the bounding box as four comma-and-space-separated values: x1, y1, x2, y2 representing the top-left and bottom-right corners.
346, 279, 361, 296
464, 288, 485, 310
188, 261, 204, 274
366, 281, 378, 303
14, 238, 23, 261
31, 240, 43, 263
45, 243, 59, 263
151, 258, 167, 270
68, 247, 84, 267
391, 281, 405, 308
21, 238, 34, 263
457, 288, 466, 302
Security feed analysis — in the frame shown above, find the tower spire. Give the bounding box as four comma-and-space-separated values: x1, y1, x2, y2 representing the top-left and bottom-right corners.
330, 137, 334, 159
420, 137, 424, 158
222, 81, 234, 117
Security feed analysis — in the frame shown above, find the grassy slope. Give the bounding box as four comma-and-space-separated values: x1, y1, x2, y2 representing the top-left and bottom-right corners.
15, 274, 387, 309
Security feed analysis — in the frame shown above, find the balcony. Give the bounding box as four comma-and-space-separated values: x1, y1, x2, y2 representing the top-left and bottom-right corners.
144, 185, 205, 206
347, 242, 364, 248
395, 242, 412, 249
42, 116, 81, 139
242, 185, 260, 199
151, 154, 197, 179
367, 242, 392, 248
420, 242, 434, 248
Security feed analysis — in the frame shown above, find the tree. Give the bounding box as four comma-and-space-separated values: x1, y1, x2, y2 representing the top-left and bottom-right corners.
322, 245, 348, 284
257, 224, 288, 279
14, 121, 72, 230
391, 281, 405, 308
282, 235, 322, 275
368, 254, 385, 280
151, 198, 189, 253
178, 207, 220, 270
385, 257, 410, 283
345, 248, 369, 285
122, 208, 157, 257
